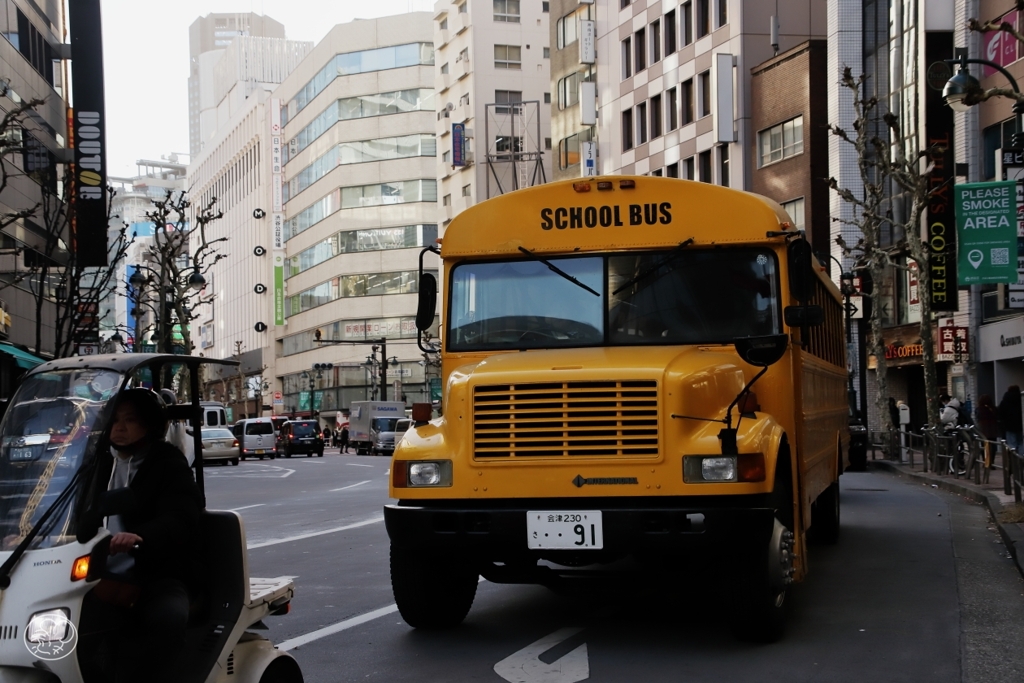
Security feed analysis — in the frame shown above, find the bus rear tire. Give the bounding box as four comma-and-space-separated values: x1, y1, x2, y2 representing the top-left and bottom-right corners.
390, 546, 478, 629
809, 481, 840, 545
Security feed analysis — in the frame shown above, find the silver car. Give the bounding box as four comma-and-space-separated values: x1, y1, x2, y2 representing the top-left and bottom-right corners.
201, 427, 240, 466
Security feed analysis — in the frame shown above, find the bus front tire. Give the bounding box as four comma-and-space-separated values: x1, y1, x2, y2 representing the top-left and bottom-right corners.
728, 518, 793, 643
809, 481, 840, 545
390, 546, 478, 629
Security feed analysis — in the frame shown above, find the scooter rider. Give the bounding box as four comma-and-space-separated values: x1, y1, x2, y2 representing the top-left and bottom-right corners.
77, 388, 203, 683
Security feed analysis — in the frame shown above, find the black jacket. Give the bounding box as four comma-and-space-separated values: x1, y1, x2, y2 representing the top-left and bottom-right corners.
998, 391, 1023, 434
91, 441, 203, 588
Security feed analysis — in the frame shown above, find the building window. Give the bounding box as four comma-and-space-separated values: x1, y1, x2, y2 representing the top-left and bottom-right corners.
622, 109, 634, 150
558, 72, 580, 109
545, 137, 552, 150
458, 2, 467, 13
697, 0, 710, 38
493, 0, 520, 23
636, 101, 648, 145
494, 44, 522, 69
781, 198, 806, 232
442, 150, 451, 163
543, 2, 549, 12
652, 168, 663, 176
495, 89, 522, 113
699, 149, 712, 183
717, 0, 728, 28
665, 10, 677, 54
634, 29, 647, 72
441, 62, 449, 74
621, 0, 631, 7
559, 131, 591, 169
698, 70, 711, 118
443, 194, 452, 206
557, 8, 582, 48
544, 92, 551, 104
718, 144, 729, 187
684, 156, 695, 179
682, 79, 694, 124
651, 94, 663, 139
440, 18, 448, 30
544, 47, 550, 58
650, 20, 661, 64
462, 183, 472, 197
666, 87, 679, 130
621, 36, 632, 79
666, 161, 679, 178
758, 116, 804, 166
682, 2, 693, 45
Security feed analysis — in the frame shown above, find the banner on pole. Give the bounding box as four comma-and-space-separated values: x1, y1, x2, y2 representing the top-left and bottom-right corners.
955, 181, 1018, 285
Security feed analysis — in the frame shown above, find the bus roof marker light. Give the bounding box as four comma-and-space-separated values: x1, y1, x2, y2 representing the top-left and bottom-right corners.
596, 181, 613, 191
619, 179, 636, 189
573, 182, 591, 192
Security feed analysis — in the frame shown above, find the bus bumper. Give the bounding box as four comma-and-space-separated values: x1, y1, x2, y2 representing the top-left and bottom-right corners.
384, 499, 776, 560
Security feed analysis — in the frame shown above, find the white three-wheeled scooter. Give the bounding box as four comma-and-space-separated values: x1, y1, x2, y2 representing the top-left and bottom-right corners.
0, 354, 302, 682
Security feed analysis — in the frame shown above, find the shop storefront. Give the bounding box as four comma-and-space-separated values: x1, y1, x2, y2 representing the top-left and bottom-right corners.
977, 314, 1024, 403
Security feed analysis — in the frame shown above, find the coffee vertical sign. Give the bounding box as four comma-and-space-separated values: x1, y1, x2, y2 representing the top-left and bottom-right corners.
925, 31, 957, 311
69, 0, 109, 267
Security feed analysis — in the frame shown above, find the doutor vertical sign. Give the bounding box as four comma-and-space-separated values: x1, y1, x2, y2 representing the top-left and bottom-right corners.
69, 0, 108, 267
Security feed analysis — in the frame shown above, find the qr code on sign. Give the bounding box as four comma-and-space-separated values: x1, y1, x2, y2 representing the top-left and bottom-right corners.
991, 248, 1010, 266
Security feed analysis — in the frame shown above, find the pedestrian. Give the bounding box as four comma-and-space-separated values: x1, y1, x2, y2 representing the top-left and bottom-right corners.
975, 395, 999, 440
939, 393, 960, 428
998, 385, 1023, 452
340, 425, 350, 454
888, 397, 900, 430
322, 425, 333, 449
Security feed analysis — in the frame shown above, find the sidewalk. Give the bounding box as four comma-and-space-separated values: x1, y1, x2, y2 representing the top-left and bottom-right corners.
868, 457, 1024, 577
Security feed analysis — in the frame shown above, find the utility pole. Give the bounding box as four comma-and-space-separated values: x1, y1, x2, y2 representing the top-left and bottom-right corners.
314, 331, 393, 401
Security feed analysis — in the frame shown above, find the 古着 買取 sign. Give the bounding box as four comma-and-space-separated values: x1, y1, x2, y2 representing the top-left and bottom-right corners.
955, 181, 1019, 285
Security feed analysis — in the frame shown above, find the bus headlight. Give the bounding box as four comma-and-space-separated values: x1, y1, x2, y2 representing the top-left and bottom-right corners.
684, 454, 766, 483
394, 460, 453, 487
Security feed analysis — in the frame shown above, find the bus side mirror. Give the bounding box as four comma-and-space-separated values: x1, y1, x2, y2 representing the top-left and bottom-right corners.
733, 334, 789, 367
784, 305, 824, 328
787, 239, 814, 304
416, 273, 437, 332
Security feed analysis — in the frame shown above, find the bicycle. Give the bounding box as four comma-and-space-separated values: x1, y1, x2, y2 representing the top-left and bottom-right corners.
945, 424, 978, 476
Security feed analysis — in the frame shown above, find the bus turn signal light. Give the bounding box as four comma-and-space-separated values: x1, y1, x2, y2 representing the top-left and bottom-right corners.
572, 182, 591, 192
619, 179, 636, 189
71, 554, 90, 581
597, 181, 613, 191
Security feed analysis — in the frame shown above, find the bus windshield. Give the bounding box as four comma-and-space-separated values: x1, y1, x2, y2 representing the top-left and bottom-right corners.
448, 248, 779, 351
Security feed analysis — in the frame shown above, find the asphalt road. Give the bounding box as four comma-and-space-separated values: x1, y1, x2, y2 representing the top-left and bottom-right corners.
203, 453, 1024, 683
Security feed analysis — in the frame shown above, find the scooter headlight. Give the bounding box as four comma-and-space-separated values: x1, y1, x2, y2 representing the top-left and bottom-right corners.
27, 608, 71, 642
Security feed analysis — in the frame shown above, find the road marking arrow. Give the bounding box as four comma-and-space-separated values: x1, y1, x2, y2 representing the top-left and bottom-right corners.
494, 627, 590, 683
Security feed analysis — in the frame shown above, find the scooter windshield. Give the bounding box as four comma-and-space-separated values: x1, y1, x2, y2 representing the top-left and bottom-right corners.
0, 369, 121, 551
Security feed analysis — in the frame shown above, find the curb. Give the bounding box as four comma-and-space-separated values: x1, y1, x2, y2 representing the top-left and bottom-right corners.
868, 460, 1024, 578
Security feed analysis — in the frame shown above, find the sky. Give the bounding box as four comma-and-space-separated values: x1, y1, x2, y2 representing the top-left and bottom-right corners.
99, 0, 435, 178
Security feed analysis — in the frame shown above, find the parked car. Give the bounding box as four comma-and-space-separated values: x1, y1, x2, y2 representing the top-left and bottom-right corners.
277, 420, 324, 458
201, 427, 240, 466
237, 417, 278, 460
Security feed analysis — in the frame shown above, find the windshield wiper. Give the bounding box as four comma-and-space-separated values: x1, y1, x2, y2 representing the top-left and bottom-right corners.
518, 246, 599, 296
612, 239, 694, 295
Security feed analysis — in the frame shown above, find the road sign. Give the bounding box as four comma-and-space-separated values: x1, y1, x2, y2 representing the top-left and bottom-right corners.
273, 390, 283, 405
77, 344, 99, 356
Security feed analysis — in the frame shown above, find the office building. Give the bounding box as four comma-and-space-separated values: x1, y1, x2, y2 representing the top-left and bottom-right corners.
434, 0, 552, 224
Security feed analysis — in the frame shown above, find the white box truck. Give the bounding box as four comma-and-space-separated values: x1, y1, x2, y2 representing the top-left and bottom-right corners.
349, 401, 406, 455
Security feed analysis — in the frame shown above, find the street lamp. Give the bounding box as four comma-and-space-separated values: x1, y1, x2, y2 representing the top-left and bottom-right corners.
187, 265, 206, 291
943, 55, 1024, 147
828, 254, 859, 416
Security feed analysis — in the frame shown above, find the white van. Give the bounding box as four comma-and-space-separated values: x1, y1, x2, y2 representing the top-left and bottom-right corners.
201, 401, 228, 428
237, 417, 278, 460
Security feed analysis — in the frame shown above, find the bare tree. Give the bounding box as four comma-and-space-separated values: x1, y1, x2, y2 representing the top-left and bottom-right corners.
0, 90, 134, 357
131, 191, 225, 354
829, 67, 944, 442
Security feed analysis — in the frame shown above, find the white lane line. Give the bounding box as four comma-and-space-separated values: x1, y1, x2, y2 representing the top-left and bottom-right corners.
277, 576, 488, 651
346, 463, 374, 468
494, 627, 589, 683
247, 516, 384, 550
330, 480, 370, 492
229, 503, 266, 512
278, 604, 399, 651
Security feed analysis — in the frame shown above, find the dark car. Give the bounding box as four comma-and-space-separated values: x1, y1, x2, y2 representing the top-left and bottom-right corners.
277, 420, 324, 458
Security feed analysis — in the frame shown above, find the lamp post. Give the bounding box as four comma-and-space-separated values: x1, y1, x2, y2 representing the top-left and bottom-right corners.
943, 55, 1024, 146
829, 254, 859, 416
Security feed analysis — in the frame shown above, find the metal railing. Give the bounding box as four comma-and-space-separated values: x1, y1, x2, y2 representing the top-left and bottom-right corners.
868, 426, 1024, 493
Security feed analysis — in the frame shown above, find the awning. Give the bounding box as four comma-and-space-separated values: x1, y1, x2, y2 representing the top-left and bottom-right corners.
0, 342, 45, 370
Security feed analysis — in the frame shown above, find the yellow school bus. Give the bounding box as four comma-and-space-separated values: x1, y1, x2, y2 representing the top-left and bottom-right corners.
386, 176, 848, 641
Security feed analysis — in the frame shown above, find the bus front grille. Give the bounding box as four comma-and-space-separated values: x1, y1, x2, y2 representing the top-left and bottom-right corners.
473, 380, 659, 458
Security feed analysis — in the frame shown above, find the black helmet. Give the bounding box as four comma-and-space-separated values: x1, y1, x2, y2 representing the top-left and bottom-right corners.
112, 388, 168, 441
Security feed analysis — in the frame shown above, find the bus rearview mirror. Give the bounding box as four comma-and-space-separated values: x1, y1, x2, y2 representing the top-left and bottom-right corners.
787, 239, 814, 304
416, 273, 437, 332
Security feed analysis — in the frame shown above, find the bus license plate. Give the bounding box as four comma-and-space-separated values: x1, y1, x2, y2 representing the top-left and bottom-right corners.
527, 511, 603, 550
